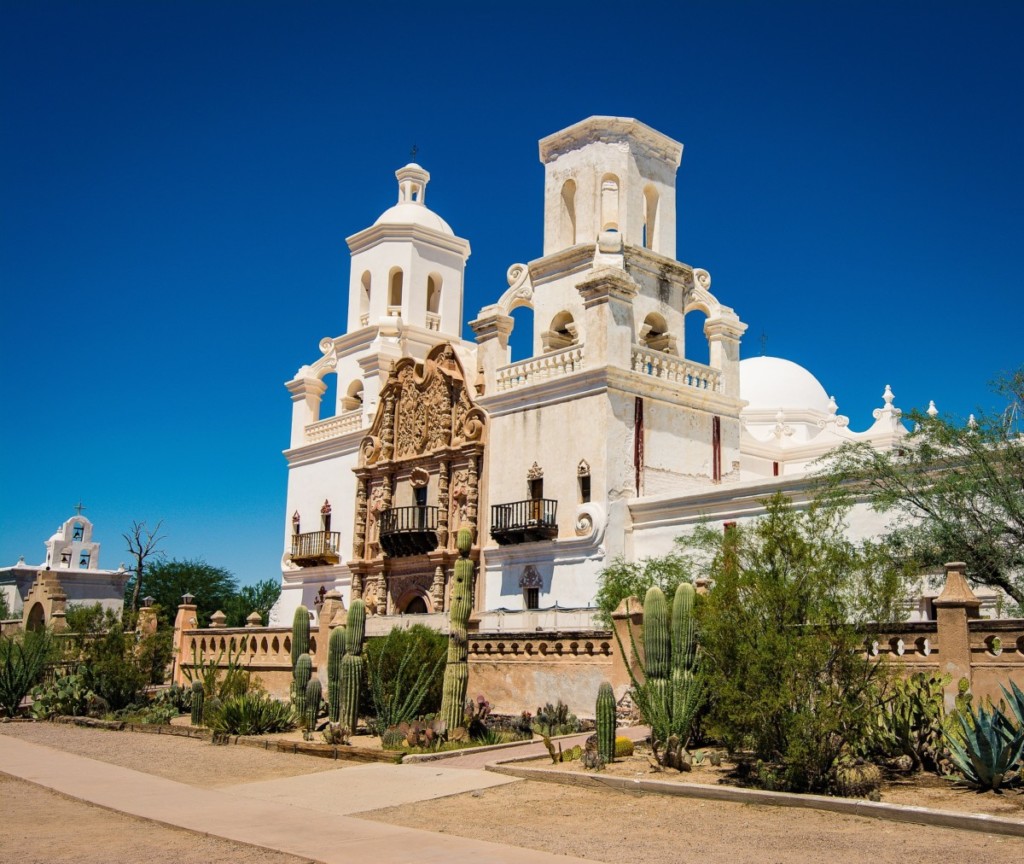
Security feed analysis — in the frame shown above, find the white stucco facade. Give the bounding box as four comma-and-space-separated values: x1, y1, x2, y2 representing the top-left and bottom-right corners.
274, 116, 917, 630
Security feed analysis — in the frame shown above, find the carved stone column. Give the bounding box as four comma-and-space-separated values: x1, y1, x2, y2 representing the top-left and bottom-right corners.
430, 565, 446, 612
466, 453, 479, 530
354, 476, 368, 559
381, 392, 396, 461
350, 571, 364, 602
438, 460, 450, 550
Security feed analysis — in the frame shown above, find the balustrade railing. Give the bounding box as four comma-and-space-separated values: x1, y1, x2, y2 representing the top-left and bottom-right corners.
290, 531, 342, 566
496, 345, 584, 393
305, 408, 363, 443
630, 347, 721, 392
426, 312, 441, 331
490, 499, 558, 545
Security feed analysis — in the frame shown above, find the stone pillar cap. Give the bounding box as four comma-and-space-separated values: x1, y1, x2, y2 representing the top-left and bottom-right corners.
245, 611, 262, 627
933, 562, 981, 609
209, 610, 227, 627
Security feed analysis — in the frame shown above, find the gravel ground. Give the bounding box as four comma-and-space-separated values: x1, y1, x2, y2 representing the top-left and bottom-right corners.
362, 780, 1024, 864
0, 721, 344, 787
0, 774, 314, 864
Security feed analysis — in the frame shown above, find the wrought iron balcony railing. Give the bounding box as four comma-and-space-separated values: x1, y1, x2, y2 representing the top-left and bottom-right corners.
290, 531, 342, 567
379, 506, 439, 558
490, 499, 558, 545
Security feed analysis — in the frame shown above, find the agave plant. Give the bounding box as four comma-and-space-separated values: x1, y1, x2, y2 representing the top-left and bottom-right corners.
945, 699, 1024, 791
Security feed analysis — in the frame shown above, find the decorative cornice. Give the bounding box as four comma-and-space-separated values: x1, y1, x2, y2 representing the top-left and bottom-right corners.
346, 222, 470, 258
538, 116, 683, 168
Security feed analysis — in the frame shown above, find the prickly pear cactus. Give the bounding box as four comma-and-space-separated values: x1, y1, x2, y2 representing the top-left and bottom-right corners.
291, 605, 310, 668
190, 681, 204, 726
440, 527, 474, 732
303, 677, 322, 737
293, 652, 312, 717
596, 681, 616, 764
339, 600, 365, 735
327, 625, 346, 724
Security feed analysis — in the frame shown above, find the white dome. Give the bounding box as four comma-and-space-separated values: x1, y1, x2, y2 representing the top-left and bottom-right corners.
373, 202, 454, 236
740, 356, 832, 414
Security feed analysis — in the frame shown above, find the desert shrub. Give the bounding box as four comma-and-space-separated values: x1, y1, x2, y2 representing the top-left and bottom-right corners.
594, 554, 694, 627
77, 624, 148, 710
182, 641, 255, 700
533, 700, 581, 737
945, 683, 1024, 791
205, 692, 297, 736
868, 672, 949, 771
363, 625, 446, 730
0, 630, 53, 717
690, 494, 904, 793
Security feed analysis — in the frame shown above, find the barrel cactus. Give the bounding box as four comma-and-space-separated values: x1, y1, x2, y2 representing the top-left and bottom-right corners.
303, 677, 322, 737
291, 605, 310, 668
339, 599, 365, 735
596, 681, 616, 764
190, 681, 205, 726
293, 652, 312, 717
440, 527, 474, 732
327, 625, 346, 723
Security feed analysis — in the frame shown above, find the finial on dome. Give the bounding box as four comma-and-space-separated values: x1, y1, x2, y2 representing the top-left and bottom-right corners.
396, 163, 430, 205
968, 414, 978, 430
882, 385, 894, 407
827, 395, 838, 416
927, 400, 938, 418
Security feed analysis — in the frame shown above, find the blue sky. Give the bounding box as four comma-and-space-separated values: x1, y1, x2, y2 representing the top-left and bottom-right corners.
2, 1, 1022, 585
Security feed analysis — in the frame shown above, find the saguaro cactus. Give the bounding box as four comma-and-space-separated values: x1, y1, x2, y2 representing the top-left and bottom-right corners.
304, 677, 322, 735
190, 681, 205, 726
643, 586, 670, 706
327, 625, 346, 723
291, 605, 310, 668
293, 652, 312, 717
596, 681, 616, 764
339, 599, 365, 734
440, 527, 474, 732
670, 582, 698, 724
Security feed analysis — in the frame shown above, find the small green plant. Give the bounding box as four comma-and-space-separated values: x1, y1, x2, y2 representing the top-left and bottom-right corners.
30, 671, 99, 719
533, 700, 581, 737
0, 631, 52, 717
182, 640, 250, 700
205, 692, 297, 736
614, 736, 634, 758
873, 672, 949, 772
466, 694, 491, 740
322, 722, 349, 745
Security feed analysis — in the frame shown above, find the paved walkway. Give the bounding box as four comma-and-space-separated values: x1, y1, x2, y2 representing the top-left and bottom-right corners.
0, 734, 601, 864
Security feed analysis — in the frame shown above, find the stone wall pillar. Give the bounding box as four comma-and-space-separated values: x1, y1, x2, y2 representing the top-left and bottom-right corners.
704, 315, 746, 397
933, 561, 981, 711
470, 312, 514, 395
285, 377, 327, 448
577, 267, 638, 371
171, 600, 198, 686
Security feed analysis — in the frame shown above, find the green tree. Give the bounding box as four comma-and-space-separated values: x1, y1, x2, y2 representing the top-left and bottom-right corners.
687, 493, 907, 792
126, 558, 238, 628
224, 579, 281, 628
594, 553, 694, 626
821, 367, 1024, 613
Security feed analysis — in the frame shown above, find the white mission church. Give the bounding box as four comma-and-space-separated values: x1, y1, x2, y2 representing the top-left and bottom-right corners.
273, 116, 925, 633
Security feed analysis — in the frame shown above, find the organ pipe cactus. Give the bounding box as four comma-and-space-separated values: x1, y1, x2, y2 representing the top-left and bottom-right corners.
440, 527, 474, 732
327, 625, 346, 723
190, 681, 204, 726
339, 599, 365, 735
293, 652, 312, 717
303, 678, 322, 737
596, 681, 616, 764
291, 605, 310, 668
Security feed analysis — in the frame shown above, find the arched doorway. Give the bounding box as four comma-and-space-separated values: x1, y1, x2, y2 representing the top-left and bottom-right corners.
26, 602, 45, 631
403, 596, 428, 615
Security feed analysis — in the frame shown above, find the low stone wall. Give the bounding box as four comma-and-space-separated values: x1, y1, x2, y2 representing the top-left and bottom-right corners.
170, 565, 1024, 715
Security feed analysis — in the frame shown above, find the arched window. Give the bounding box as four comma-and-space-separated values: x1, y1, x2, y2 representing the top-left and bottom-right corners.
318, 371, 339, 420
640, 312, 675, 354
508, 305, 535, 363
426, 273, 442, 315
388, 268, 403, 311
600, 174, 620, 232
684, 309, 710, 365
560, 179, 577, 247
643, 184, 659, 250
542, 311, 577, 352
72, 522, 84, 541
359, 271, 371, 323
79, 551, 90, 568
342, 379, 364, 412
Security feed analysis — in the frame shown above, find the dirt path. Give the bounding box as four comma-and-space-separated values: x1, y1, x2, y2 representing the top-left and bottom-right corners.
361, 780, 1024, 864
0, 721, 344, 787
0, 774, 313, 864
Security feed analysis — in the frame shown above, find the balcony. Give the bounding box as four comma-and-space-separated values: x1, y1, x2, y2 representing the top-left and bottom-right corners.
379, 506, 439, 558
490, 499, 558, 545
291, 531, 342, 567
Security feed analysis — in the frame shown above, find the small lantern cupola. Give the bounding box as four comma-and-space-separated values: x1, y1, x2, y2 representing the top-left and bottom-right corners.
396, 163, 430, 206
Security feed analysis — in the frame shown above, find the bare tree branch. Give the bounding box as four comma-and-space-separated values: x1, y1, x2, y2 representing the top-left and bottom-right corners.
123, 520, 166, 613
